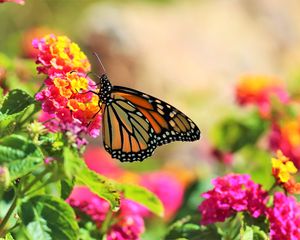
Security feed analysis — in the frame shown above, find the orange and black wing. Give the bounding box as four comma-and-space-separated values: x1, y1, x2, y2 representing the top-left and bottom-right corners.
102, 86, 200, 162
102, 92, 157, 162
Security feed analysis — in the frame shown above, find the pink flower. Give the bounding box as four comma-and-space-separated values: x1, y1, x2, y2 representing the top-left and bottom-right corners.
67, 187, 145, 239
236, 75, 289, 118
199, 174, 267, 225
67, 186, 110, 226
269, 119, 300, 168
267, 192, 300, 240
107, 215, 144, 240
84, 147, 123, 179
140, 171, 184, 219
0, 0, 24, 4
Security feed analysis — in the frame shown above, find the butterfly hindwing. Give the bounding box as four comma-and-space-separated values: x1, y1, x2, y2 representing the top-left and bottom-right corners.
102, 93, 157, 162
111, 86, 201, 147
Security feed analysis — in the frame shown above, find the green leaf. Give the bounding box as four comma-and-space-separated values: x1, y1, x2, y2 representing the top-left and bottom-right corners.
165, 216, 221, 240
63, 147, 82, 179
0, 89, 34, 115
0, 88, 3, 108
20, 195, 79, 240
0, 89, 34, 137
76, 165, 120, 211
241, 226, 253, 240
60, 179, 74, 200
0, 232, 14, 240
120, 183, 164, 217
241, 212, 269, 239
0, 135, 43, 180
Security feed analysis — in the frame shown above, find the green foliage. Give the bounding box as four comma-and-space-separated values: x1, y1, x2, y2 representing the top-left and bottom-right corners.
0, 232, 14, 240
212, 111, 268, 152
120, 183, 164, 217
0, 135, 43, 180
75, 164, 121, 212
165, 216, 222, 240
0, 89, 35, 137
20, 195, 79, 240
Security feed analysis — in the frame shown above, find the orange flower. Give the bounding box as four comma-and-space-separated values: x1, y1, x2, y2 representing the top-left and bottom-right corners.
236, 75, 289, 118
272, 150, 300, 194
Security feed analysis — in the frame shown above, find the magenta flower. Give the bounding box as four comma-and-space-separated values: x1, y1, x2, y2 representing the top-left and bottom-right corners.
107, 215, 145, 240
67, 187, 145, 239
199, 174, 267, 225
140, 171, 184, 219
267, 192, 300, 240
67, 187, 110, 226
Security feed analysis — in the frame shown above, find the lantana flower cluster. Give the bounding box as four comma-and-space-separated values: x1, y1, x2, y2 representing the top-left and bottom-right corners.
199, 171, 300, 239
236, 75, 289, 118
67, 187, 145, 240
269, 118, 300, 168
199, 174, 267, 225
33, 34, 101, 145
271, 150, 300, 194
267, 192, 300, 240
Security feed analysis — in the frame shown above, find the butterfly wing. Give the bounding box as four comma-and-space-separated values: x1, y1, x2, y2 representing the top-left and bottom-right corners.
111, 86, 200, 147
102, 92, 157, 162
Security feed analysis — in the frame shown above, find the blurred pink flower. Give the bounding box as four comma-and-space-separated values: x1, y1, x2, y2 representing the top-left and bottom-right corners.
236, 75, 289, 118
199, 174, 267, 225
21, 27, 57, 58
84, 147, 123, 179
140, 171, 184, 219
107, 215, 144, 240
67, 186, 110, 226
269, 120, 300, 168
267, 192, 300, 240
0, 0, 24, 4
67, 187, 145, 239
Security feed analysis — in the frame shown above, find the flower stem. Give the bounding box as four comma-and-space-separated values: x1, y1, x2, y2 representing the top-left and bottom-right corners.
268, 181, 277, 195
0, 196, 18, 237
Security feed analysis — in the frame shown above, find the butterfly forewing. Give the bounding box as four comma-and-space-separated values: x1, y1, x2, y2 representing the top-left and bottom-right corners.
112, 86, 201, 147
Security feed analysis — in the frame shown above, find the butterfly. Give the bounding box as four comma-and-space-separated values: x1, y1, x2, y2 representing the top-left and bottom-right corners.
93, 73, 200, 162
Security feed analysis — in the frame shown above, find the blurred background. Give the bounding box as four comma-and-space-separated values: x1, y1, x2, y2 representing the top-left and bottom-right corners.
1, 0, 300, 238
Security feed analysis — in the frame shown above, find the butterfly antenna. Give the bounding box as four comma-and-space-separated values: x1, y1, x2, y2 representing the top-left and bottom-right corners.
93, 52, 106, 76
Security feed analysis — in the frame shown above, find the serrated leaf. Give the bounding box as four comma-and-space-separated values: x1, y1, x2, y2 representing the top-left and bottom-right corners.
76, 165, 120, 211
120, 183, 164, 217
0, 90, 35, 137
20, 195, 79, 240
0, 135, 43, 180
0, 89, 34, 115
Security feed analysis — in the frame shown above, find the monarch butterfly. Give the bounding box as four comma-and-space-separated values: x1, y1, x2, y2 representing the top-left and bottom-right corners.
93, 64, 200, 162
